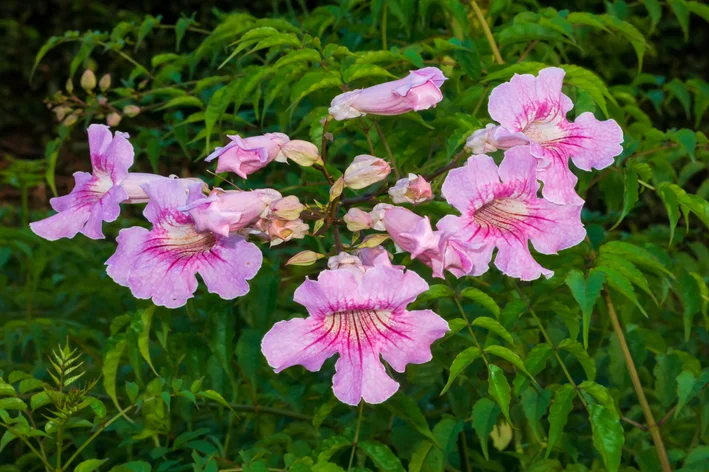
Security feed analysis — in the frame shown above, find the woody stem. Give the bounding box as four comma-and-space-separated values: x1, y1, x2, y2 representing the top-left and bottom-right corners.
470, 1, 504, 65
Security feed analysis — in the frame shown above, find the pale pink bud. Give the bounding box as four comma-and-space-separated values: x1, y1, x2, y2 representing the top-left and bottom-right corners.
123, 105, 141, 117
356, 246, 402, 270
327, 252, 364, 271
268, 219, 309, 246
180, 188, 273, 237
53, 106, 71, 122
343, 155, 391, 190
80, 69, 97, 92
106, 112, 122, 127
369, 203, 393, 231
98, 96, 108, 106
465, 124, 529, 154
270, 195, 304, 221
286, 250, 324, 266
383, 207, 440, 259
388, 173, 433, 204
99, 74, 111, 92
329, 67, 447, 120
280, 140, 322, 166
343, 208, 373, 231
205, 133, 290, 179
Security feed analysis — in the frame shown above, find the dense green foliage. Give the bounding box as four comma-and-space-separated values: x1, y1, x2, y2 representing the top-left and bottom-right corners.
2, 1, 709, 471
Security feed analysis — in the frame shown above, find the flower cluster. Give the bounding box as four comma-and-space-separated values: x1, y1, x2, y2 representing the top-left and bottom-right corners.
32, 66, 622, 406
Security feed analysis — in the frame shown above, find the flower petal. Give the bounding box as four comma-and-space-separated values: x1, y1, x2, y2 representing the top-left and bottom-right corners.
357, 265, 429, 310
198, 237, 263, 299
105, 226, 151, 286
494, 237, 553, 281
536, 155, 584, 206
262, 317, 339, 373
527, 201, 586, 255
293, 269, 361, 317
379, 309, 448, 372
441, 155, 500, 212
497, 146, 539, 197
87, 124, 113, 167
29, 206, 92, 241
333, 345, 399, 405
142, 178, 191, 226
566, 112, 624, 171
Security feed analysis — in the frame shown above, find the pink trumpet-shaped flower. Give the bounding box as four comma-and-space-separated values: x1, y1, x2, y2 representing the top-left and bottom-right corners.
261, 264, 449, 405
440, 147, 586, 281
180, 189, 276, 237
471, 67, 623, 205
120, 173, 204, 203
30, 124, 134, 240
329, 67, 447, 121
106, 179, 262, 309
205, 133, 290, 179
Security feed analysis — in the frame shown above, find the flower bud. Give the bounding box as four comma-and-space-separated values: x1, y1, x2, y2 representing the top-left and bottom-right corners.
65, 78, 74, 94
388, 173, 433, 204
123, 105, 141, 117
53, 106, 71, 122
383, 207, 440, 259
99, 74, 111, 92
327, 252, 364, 271
280, 140, 323, 167
62, 113, 79, 127
329, 175, 344, 201
270, 196, 304, 221
268, 219, 309, 246
343, 155, 391, 189
98, 96, 107, 106
343, 208, 373, 232
106, 112, 122, 127
286, 250, 324, 266
80, 69, 97, 92
369, 203, 393, 231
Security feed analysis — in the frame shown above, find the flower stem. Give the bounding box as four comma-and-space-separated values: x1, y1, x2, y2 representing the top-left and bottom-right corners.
470, 1, 504, 65
602, 291, 672, 472
347, 402, 364, 472
373, 121, 399, 179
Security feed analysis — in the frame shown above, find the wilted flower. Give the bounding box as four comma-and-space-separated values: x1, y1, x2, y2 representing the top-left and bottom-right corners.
279, 140, 322, 167
469, 67, 623, 205
205, 133, 290, 179
30, 124, 133, 240
329, 67, 447, 120
261, 263, 449, 405
80, 69, 97, 92
388, 173, 433, 204
440, 147, 586, 280
343, 155, 391, 189
343, 207, 373, 231
106, 179, 262, 309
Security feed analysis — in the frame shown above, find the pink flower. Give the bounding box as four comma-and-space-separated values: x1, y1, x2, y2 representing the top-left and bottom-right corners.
329, 67, 447, 120
267, 218, 309, 246
465, 124, 528, 154
343, 208, 373, 231
205, 133, 290, 179
261, 264, 449, 405
369, 203, 393, 230
30, 124, 133, 241
388, 173, 433, 204
179, 189, 275, 237
440, 147, 586, 281
343, 155, 391, 190
121, 174, 204, 204
105, 179, 262, 308
472, 67, 623, 205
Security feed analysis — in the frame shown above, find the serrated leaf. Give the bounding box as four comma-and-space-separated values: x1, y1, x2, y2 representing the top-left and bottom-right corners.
599, 241, 673, 277
497, 23, 567, 47
578, 381, 616, 413
672, 128, 697, 161
514, 343, 553, 394
545, 384, 576, 458
199, 390, 235, 414
102, 340, 126, 413
359, 440, 405, 472
274, 49, 321, 68
472, 397, 499, 461
594, 266, 647, 316
472, 317, 514, 345
289, 71, 342, 111
440, 347, 482, 395
521, 387, 552, 442
460, 288, 500, 318
675, 370, 697, 417
589, 404, 624, 472
485, 345, 533, 380
565, 269, 605, 348
558, 339, 596, 380
487, 364, 512, 424
611, 167, 638, 230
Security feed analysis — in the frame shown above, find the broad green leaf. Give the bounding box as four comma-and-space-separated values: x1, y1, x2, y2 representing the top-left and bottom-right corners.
472, 317, 514, 344
0, 430, 16, 454
274, 49, 321, 68
459, 288, 500, 318
599, 241, 673, 277
444, 319, 468, 339
611, 167, 638, 229
417, 284, 454, 304
521, 387, 552, 442
70, 33, 99, 77
596, 255, 655, 304
594, 266, 647, 316
644, 0, 663, 32
175, 17, 193, 51
289, 71, 342, 111
313, 395, 339, 429
658, 184, 681, 244
32, 36, 62, 79
198, 390, 235, 414
31, 391, 51, 410
138, 306, 157, 376
669, 0, 691, 40
73, 459, 109, 472
18, 379, 44, 394
497, 23, 567, 47
487, 364, 512, 424
545, 384, 576, 458
135, 15, 159, 51
384, 393, 435, 441
0, 383, 15, 397
558, 339, 596, 381
440, 347, 482, 395
578, 381, 616, 413
514, 343, 553, 394
109, 461, 152, 472
408, 441, 433, 472
565, 269, 605, 348
675, 370, 698, 417
472, 397, 499, 461
359, 440, 405, 472
688, 1, 709, 21
562, 64, 614, 116
671, 128, 697, 161
602, 16, 648, 71
484, 345, 532, 379
589, 404, 624, 472
173, 428, 210, 450
567, 12, 610, 31
102, 340, 126, 412
317, 436, 351, 463
679, 270, 701, 342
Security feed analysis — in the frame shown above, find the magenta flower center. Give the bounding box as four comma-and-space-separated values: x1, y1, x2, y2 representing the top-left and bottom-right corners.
473, 198, 529, 230
146, 224, 218, 260
323, 308, 403, 342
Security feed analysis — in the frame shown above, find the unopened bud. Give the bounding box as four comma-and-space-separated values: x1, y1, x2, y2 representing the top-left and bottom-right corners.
63, 113, 79, 127
280, 140, 322, 167
270, 196, 304, 221
343, 155, 391, 189
330, 176, 345, 201
286, 250, 324, 266
98, 96, 107, 106
80, 69, 97, 92
123, 105, 141, 117
388, 174, 433, 204
65, 78, 74, 94
343, 208, 373, 232
99, 74, 111, 92
53, 106, 71, 122
106, 112, 122, 127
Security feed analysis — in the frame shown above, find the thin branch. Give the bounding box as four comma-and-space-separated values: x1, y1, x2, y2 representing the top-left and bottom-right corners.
471, 1, 504, 65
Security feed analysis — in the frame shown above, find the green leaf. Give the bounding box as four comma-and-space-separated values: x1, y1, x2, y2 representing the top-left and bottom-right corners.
675, 370, 697, 417
103, 340, 126, 412
417, 284, 454, 304
567, 12, 611, 32
497, 24, 566, 47
658, 184, 681, 244
0, 383, 15, 397
599, 241, 674, 278
384, 393, 435, 441
561, 64, 614, 116
644, 0, 663, 32
70, 33, 99, 77
440, 347, 482, 395
18, 379, 44, 394
175, 17, 193, 51
611, 167, 638, 230
274, 49, 321, 68
289, 71, 342, 111
484, 345, 532, 380
0, 397, 26, 411
358, 440, 405, 472
594, 266, 647, 316
408, 441, 433, 472
514, 343, 553, 394
31, 36, 61, 79
565, 269, 605, 348
198, 390, 236, 414
173, 428, 210, 450
317, 436, 351, 463
472, 317, 514, 344
669, 0, 691, 40
135, 15, 160, 51
521, 387, 552, 442
602, 16, 648, 71
74, 459, 109, 472
313, 395, 339, 429
596, 255, 655, 304
343, 64, 396, 83
487, 364, 512, 424
0, 430, 16, 453
589, 404, 624, 472
671, 129, 697, 161
109, 461, 151, 472
138, 306, 157, 376
558, 339, 596, 381
679, 270, 701, 342
545, 384, 576, 458
459, 288, 500, 318
30, 391, 51, 410
157, 96, 203, 111
578, 381, 616, 413
472, 397, 499, 461
444, 319, 468, 339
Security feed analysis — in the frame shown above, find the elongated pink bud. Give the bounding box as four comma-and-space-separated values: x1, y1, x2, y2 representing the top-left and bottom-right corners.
343, 155, 391, 189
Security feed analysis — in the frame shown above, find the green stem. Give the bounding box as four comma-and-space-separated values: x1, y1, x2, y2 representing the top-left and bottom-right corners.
97, 42, 155, 79
453, 297, 489, 365
373, 121, 399, 179
470, 1, 504, 65
347, 403, 364, 472
0, 423, 54, 471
